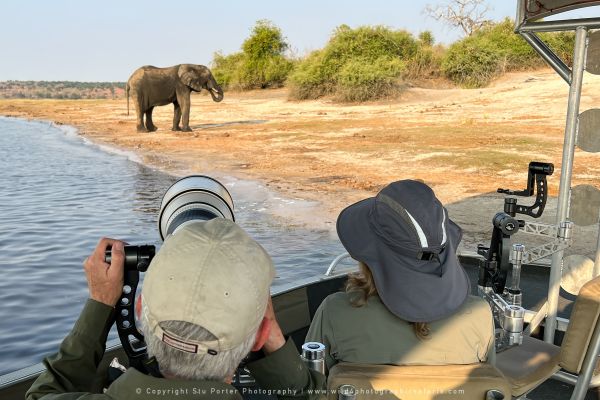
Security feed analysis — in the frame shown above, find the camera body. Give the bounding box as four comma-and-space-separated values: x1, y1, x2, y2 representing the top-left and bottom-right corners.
105, 245, 155, 271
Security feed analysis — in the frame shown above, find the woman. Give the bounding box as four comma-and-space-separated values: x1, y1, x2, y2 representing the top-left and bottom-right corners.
306, 180, 495, 371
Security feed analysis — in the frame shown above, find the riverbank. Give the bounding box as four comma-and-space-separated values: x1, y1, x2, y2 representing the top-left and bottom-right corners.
1, 68, 599, 255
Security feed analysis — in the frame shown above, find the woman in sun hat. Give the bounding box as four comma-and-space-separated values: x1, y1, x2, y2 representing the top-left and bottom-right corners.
306, 180, 495, 372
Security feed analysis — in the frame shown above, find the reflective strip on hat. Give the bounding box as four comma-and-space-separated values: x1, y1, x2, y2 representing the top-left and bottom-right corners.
441, 209, 447, 246
405, 210, 428, 248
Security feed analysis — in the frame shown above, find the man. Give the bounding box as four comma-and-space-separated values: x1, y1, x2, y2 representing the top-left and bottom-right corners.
26, 219, 325, 399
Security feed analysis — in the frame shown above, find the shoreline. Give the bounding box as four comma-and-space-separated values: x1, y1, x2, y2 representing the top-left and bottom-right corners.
1, 115, 340, 234
1, 69, 599, 257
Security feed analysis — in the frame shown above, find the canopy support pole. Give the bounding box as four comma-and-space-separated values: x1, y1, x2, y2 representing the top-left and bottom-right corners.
544, 26, 588, 344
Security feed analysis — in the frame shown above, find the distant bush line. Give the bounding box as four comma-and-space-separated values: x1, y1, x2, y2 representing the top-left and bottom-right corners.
0, 81, 125, 99
0, 19, 575, 102
213, 18, 574, 101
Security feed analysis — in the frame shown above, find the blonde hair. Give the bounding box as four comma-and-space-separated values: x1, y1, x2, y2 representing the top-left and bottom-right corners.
345, 262, 430, 341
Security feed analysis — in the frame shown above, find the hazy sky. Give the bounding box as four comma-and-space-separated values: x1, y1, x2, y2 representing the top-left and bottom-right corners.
0, 1, 593, 81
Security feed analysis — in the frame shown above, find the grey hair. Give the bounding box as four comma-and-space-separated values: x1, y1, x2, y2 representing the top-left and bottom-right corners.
140, 302, 258, 381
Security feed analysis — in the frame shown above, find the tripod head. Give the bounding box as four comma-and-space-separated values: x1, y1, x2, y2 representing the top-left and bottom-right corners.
497, 161, 554, 218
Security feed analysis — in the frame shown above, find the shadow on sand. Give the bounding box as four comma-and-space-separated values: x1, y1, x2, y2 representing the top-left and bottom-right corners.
190, 119, 268, 129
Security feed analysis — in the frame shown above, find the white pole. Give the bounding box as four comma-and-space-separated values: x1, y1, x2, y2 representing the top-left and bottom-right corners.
545, 27, 588, 343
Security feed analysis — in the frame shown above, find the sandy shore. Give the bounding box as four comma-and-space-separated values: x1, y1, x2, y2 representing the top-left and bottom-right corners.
1, 69, 599, 257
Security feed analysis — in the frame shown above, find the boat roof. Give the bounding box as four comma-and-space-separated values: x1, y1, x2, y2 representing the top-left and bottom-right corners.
522, 0, 600, 21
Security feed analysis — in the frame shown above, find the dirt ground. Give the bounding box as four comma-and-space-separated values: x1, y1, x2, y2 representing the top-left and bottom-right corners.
1, 68, 599, 257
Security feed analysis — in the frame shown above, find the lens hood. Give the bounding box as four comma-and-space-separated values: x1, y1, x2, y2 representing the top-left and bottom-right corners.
158, 175, 234, 240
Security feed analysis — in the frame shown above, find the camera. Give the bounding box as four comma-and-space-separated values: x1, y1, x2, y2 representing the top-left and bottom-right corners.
105, 175, 235, 369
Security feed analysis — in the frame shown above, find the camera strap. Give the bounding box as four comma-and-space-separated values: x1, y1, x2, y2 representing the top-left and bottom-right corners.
141, 356, 164, 378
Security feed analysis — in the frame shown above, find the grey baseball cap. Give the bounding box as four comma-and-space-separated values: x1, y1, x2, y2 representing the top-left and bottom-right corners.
141, 218, 275, 355
336, 180, 470, 322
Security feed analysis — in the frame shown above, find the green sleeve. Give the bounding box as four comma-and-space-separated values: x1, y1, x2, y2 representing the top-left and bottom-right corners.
26, 299, 115, 400
305, 297, 336, 372
246, 338, 326, 400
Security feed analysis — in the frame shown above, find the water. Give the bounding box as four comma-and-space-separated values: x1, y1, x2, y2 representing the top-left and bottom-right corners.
0, 117, 345, 376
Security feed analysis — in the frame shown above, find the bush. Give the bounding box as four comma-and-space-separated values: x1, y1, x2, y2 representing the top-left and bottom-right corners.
286, 50, 332, 99
212, 51, 244, 88
442, 18, 575, 87
288, 25, 421, 101
336, 57, 406, 101
211, 20, 294, 90
442, 40, 502, 87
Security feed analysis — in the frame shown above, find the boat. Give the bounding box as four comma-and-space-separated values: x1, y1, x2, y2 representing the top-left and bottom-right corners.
2, 1, 600, 399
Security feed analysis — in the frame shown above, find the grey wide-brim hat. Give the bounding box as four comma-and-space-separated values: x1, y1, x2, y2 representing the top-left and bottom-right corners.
337, 180, 470, 322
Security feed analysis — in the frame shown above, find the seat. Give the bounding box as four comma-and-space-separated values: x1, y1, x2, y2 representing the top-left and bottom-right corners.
495, 275, 600, 399
326, 362, 511, 400
495, 336, 561, 396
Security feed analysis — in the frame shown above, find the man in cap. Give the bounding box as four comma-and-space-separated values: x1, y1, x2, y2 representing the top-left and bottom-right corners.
27, 219, 325, 399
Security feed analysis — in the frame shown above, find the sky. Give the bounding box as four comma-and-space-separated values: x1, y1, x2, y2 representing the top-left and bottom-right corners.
0, 1, 593, 81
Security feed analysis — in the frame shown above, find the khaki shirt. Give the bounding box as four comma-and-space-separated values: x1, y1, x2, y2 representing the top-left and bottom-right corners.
26, 299, 325, 400
306, 293, 495, 372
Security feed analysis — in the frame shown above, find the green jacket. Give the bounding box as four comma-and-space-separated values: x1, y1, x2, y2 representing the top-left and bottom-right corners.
306, 292, 496, 372
26, 299, 325, 400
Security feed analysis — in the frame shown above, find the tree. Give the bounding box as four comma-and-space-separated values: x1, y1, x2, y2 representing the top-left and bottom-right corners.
212, 20, 294, 89
242, 19, 288, 59
424, 0, 492, 37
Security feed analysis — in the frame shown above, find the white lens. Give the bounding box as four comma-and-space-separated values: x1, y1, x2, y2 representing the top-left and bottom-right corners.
158, 176, 234, 240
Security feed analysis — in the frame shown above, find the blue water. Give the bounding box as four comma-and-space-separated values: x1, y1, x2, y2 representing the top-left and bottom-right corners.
0, 117, 345, 376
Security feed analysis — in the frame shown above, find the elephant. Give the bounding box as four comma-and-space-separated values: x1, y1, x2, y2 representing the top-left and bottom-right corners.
126, 64, 223, 132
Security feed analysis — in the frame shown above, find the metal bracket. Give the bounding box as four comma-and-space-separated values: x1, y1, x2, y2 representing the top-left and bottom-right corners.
518, 221, 573, 264
325, 252, 352, 276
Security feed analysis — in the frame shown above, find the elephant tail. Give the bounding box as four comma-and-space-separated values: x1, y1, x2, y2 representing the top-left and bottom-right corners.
126, 82, 130, 116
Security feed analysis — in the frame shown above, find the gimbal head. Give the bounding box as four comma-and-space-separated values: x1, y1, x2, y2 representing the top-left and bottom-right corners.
497, 161, 554, 218
478, 161, 561, 350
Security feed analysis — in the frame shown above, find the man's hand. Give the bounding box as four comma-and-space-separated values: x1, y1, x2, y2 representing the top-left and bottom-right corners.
83, 238, 125, 307
262, 298, 286, 354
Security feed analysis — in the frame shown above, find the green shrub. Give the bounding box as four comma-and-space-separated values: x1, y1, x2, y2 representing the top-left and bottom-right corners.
442, 18, 575, 87
442, 40, 502, 87
336, 57, 406, 101
288, 25, 418, 101
211, 51, 244, 88
211, 20, 294, 90
287, 50, 332, 99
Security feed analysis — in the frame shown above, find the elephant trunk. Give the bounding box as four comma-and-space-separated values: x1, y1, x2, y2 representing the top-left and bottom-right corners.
209, 85, 224, 102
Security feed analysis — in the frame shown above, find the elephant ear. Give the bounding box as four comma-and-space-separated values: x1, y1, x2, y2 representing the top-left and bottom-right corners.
178, 66, 203, 91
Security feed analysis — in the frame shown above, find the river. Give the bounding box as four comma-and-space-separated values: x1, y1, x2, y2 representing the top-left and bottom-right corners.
0, 117, 345, 376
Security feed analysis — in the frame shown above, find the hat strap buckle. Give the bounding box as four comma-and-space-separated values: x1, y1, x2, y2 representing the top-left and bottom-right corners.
416, 244, 446, 262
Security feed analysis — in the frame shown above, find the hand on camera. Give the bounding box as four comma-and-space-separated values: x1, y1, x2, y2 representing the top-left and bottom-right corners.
83, 238, 125, 307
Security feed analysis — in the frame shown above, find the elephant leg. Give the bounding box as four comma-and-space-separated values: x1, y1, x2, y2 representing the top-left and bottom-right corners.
177, 90, 192, 132
145, 107, 157, 132
134, 99, 147, 133
172, 102, 182, 131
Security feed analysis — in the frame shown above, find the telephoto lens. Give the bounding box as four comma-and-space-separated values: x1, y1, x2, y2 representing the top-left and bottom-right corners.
158, 175, 235, 240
